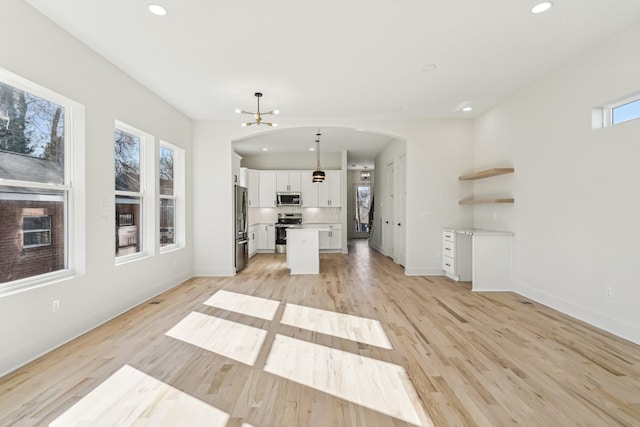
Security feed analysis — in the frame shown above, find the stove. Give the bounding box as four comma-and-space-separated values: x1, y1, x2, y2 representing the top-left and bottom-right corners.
275, 213, 302, 253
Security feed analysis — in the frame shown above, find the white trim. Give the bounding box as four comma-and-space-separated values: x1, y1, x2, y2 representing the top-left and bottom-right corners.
513, 281, 640, 345
114, 121, 155, 260
0, 67, 85, 293
404, 268, 445, 276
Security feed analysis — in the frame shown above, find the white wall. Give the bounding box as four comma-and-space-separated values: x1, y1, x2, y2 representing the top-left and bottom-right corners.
192, 119, 473, 277
0, 0, 193, 376
472, 20, 640, 344
240, 152, 342, 170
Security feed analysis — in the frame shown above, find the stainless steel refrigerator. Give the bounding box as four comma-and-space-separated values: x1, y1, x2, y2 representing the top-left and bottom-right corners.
234, 185, 249, 272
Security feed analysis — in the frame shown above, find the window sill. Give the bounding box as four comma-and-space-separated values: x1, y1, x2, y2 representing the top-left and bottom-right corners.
115, 252, 149, 266
0, 269, 77, 298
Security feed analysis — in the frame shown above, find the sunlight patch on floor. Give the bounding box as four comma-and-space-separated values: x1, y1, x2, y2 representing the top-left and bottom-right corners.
281, 303, 393, 349
49, 365, 229, 426
165, 311, 267, 366
264, 334, 427, 426
204, 290, 280, 321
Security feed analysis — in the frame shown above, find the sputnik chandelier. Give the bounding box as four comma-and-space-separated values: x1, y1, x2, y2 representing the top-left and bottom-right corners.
235, 92, 279, 127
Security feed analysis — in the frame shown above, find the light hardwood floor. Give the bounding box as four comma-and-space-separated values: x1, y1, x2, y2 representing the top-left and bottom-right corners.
1, 240, 640, 426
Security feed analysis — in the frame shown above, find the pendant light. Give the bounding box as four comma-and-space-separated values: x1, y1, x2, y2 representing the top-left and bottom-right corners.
312, 129, 325, 183
235, 92, 279, 127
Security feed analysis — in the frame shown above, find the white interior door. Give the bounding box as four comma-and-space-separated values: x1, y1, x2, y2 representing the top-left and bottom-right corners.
394, 155, 406, 266
383, 162, 394, 257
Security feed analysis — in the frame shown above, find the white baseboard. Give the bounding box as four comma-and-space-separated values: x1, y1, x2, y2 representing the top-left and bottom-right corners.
193, 268, 235, 277
404, 268, 444, 276
513, 281, 640, 345
0, 272, 193, 378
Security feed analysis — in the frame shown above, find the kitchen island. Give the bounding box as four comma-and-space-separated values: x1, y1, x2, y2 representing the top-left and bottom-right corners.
286, 228, 329, 274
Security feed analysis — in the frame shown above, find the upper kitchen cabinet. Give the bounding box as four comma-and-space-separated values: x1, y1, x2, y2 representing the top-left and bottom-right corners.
276, 172, 301, 192
232, 153, 242, 186
300, 171, 319, 207
259, 171, 277, 207
318, 171, 341, 207
247, 170, 260, 207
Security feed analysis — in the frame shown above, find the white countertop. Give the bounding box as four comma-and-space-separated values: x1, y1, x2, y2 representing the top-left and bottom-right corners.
444, 227, 513, 236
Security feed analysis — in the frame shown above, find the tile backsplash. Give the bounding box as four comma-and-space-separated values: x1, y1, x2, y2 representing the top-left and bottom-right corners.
249, 207, 341, 224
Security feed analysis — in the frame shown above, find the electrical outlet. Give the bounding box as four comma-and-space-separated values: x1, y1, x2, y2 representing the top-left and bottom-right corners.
52, 299, 60, 312
605, 287, 612, 299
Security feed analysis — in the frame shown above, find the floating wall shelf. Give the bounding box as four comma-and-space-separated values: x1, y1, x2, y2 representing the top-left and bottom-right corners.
459, 168, 514, 181
459, 167, 515, 205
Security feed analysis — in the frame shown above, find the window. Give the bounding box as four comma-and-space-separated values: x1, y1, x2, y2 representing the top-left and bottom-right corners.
160, 141, 185, 250
612, 98, 640, 125
159, 144, 175, 247
0, 67, 84, 292
594, 92, 640, 129
23, 215, 52, 248
115, 123, 150, 259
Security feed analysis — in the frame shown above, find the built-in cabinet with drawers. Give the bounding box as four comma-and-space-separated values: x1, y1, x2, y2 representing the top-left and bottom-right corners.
442, 228, 513, 291
442, 229, 472, 281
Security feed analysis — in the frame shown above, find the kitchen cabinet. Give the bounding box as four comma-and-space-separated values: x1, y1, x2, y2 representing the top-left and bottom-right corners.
257, 224, 275, 251
259, 171, 277, 207
442, 228, 513, 291
248, 224, 258, 257
232, 153, 242, 186
442, 229, 472, 281
317, 171, 341, 207
300, 171, 319, 207
247, 170, 260, 207
276, 172, 301, 192
319, 224, 342, 250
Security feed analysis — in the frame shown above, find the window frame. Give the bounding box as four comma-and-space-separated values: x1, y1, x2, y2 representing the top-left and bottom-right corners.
0, 67, 85, 296
114, 121, 155, 264
23, 215, 53, 248
159, 140, 185, 252
595, 91, 640, 129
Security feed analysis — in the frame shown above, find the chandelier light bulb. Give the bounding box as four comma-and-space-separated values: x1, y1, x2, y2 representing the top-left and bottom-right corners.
273, 110, 280, 115
234, 108, 242, 114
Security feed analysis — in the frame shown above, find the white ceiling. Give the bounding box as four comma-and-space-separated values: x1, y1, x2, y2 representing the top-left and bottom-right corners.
233, 127, 398, 169
24, 0, 640, 167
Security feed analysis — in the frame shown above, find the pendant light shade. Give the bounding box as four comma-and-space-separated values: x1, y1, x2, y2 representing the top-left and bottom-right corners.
312, 170, 326, 182
312, 129, 325, 183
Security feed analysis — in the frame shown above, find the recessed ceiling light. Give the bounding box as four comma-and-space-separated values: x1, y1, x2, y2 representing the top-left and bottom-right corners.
148, 4, 167, 16
462, 106, 473, 112
422, 64, 437, 72
531, 1, 553, 14
262, 148, 268, 151
309, 147, 315, 151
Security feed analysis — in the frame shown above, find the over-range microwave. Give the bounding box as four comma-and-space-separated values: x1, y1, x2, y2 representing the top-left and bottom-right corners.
277, 192, 301, 206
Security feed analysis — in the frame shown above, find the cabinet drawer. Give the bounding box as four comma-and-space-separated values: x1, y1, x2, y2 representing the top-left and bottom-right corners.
442, 230, 455, 242
442, 240, 455, 257
442, 256, 455, 274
